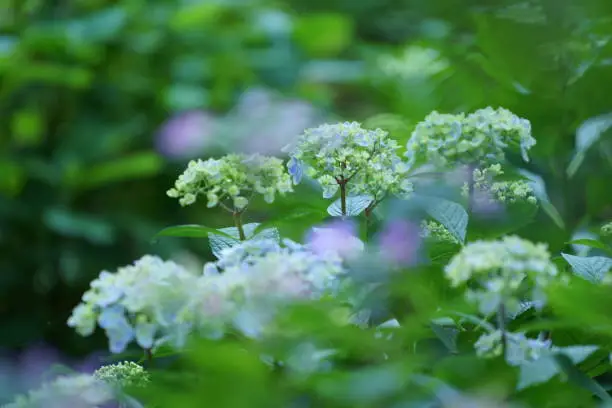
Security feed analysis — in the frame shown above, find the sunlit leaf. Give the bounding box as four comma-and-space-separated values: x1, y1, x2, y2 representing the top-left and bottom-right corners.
327, 195, 373, 217
209, 223, 280, 258
561, 253, 612, 282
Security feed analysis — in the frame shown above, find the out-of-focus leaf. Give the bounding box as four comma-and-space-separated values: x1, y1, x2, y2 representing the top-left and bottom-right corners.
519, 169, 564, 230
294, 13, 353, 57
64, 7, 128, 43
561, 253, 612, 282
517, 355, 558, 390
327, 195, 373, 217
66, 152, 163, 190
11, 108, 44, 146
43, 208, 115, 244
566, 239, 612, 255
300, 60, 365, 83
170, 2, 224, 30
154, 225, 234, 240
0, 161, 25, 195
430, 322, 458, 353
553, 351, 610, 402
568, 113, 612, 177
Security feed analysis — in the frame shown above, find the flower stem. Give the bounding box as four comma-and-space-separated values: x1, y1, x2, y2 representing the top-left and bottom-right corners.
144, 348, 153, 366
340, 180, 347, 216
233, 211, 246, 241
497, 302, 507, 359
466, 165, 475, 214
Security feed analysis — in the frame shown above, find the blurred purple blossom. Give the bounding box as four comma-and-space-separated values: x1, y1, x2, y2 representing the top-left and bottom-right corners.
219, 88, 322, 155
156, 110, 217, 159
0, 344, 106, 403
306, 219, 364, 259
378, 220, 421, 265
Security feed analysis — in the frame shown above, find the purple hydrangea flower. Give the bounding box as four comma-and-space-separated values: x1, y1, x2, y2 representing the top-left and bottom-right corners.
156, 110, 217, 159
378, 220, 421, 265
306, 220, 364, 259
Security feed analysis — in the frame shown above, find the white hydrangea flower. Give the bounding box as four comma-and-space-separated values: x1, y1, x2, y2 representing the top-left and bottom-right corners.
444, 236, 558, 314
2, 374, 113, 408
167, 153, 293, 209
93, 361, 150, 389
475, 331, 552, 366
183, 239, 349, 339
286, 122, 412, 205
406, 107, 535, 168
463, 164, 536, 205
67, 255, 198, 353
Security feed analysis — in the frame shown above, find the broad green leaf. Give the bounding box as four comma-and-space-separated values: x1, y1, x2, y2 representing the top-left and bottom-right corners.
327, 195, 373, 217
294, 13, 353, 57
567, 113, 612, 178
155, 225, 234, 240
561, 253, 612, 282
553, 351, 610, 402
66, 152, 163, 190
251, 207, 326, 237
43, 208, 115, 244
519, 169, 564, 229
517, 355, 558, 390
567, 239, 612, 255
430, 322, 458, 353
209, 223, 280, 258
421, 197, 467, 244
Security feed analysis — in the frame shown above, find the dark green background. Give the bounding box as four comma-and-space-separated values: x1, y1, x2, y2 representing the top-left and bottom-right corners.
1, 0, 611, 359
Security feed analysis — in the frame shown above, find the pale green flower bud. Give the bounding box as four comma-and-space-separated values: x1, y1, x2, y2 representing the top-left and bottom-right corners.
234, 196, 248, 209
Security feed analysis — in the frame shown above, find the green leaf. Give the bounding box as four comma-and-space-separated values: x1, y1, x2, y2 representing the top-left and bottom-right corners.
567, 239, 612, 255
209, 223, 280, 258
561, 253, 612, 282
154, 225, 234, 240
327, 195, 373, 217
43, 208, 115, 244
519, 169, 564, 229
420, 197, 468, 244
294, 13, 353, 57
430, 322, 458, 353
567, 114, 612, 178
251, 207, 327, 237
553, 352, 610, 402
66, 152, 163, 190
517, 355, 559, 390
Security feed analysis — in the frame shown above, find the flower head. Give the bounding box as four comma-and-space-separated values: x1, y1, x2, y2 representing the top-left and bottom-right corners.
287, 122, 411, 201
167, 153, 293, 209
406, 107, 535, 168
2, 374, 113, 408
184, 239, 348, 339
444, 236, 558, 314
93, 361, 150, 389
67, 255, 198, 353
306, 220, 364, 260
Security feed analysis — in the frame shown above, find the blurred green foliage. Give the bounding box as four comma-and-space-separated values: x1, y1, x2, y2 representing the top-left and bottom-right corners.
2, 0, 612, 376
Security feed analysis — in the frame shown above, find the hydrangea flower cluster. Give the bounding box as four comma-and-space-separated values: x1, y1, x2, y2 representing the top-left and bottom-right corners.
462, 164, 536, 205
167, 153, 293, 209
184, 238, 349, 339
67, 255, 198, 353
286, 122, 412, 202
3, 374, 113, 408
405, 107, 536, 168
444, 236, 558, 315
474, 330, 551, 366
93, 361, 150, 389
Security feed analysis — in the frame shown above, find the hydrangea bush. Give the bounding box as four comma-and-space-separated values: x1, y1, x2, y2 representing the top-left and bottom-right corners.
9, 107, 612, 407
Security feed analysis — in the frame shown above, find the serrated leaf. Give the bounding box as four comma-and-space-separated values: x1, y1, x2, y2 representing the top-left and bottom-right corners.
327, 195, 374, 217
559, 345, 599, 365
208, 223, 280, 258
561, 253, 612, 282
155, 225, 234, 240
567, 113, 612, 178
421, 197, 467, 244
430, 322, 458, 353
517, 355, 559, 390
